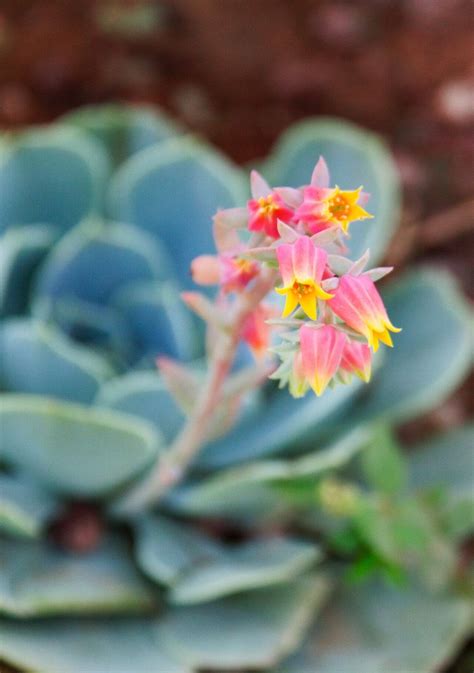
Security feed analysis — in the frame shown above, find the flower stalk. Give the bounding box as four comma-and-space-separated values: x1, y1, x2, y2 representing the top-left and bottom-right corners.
115, 157, 400, 513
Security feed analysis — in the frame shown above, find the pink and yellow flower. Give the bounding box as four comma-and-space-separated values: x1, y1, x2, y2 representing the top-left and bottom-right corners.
328, 274, 401, 352
191, 253, 259, 293
300, 324, 347, 396
247, 170, 294, 239
220, 255, 259, 293
275, 236, 333, 320
296, 186, 372, 234
340, 339, 372, 382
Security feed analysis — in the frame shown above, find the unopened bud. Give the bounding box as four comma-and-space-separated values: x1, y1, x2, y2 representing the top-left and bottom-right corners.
191, 255, 220, 285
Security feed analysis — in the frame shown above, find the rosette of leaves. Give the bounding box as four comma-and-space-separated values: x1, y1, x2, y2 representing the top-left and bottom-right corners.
0, 105, 472, 673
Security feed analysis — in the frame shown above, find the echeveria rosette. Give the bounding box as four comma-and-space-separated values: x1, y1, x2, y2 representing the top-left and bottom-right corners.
0, 105, 472, 673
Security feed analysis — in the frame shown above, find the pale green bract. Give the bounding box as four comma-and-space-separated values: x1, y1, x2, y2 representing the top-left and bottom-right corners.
0, 105, 472, 672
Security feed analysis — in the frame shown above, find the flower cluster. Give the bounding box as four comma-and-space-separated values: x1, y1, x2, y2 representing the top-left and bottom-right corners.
190, 157, 400, 398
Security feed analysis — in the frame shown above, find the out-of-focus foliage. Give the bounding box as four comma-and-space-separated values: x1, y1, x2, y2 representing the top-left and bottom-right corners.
0, 105, 472, 673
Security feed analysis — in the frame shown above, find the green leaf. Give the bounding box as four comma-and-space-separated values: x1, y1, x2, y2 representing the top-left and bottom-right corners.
274, 579, 471, 673
0, 474, 58, 539
360, 425, 407, 494
0, 618, 191, 673
108, 135, 246, 284
0, 126, 109, 234
0, 394, 161, 497
262, 118, 400, 264
155, 575, 331, 670
0, 319, 115, 404
409, 425, 474, 539
0, 224, 57, 317
169, 428, 369, 520
0, 535, 155, 617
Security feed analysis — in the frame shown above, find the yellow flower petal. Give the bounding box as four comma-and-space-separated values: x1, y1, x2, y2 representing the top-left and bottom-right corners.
299, 293, 317, 320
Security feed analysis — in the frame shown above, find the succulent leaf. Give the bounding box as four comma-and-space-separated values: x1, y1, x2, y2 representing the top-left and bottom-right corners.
274, 579, 472, 673
0, 127, 109, 234
0, 535, 155, 617
155, 575, 331, 670
0, 395, 162, 496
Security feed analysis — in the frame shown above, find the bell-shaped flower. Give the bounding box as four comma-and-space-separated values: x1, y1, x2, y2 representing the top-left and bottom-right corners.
275, 236, 333, 320
340, 339, 372, 382
329, 274, 401, 352
247, 170, 294, 238
300, 324, 347, 396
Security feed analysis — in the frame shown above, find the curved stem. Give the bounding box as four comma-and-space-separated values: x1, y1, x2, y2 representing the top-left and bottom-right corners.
114, 267, 278, 514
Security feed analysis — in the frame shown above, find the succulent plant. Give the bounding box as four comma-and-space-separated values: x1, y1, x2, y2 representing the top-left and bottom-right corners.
0, 105, 472, 673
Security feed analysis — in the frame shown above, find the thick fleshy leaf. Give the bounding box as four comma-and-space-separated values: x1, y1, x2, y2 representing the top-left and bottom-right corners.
62, 104, 181, 166
0, 395, 161, 496
196, 377, 362, 469
262, 118, 400, 263
108, 135, 246, 283
0, 619, 190, 673
0, 127, 108, 234
0, 474, 58, 539
0, 319, 115, 403
274, 579, 471, 673
170, 539, 322, 605
0, 224, 57, 316
34, 218, 173, 306
134, 514, 219, 586
338, 269, 473, 428
155, 575, 331, 671
409, 425, 474, 538
110, 281, 198, 362
0, 536, 155, 617
134, 514, 321, 604
96, 371, 184, 442
169, 428, 368, 519
32, 295, 134, 363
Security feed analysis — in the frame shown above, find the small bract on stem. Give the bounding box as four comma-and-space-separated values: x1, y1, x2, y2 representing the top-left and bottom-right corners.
116, 157, 400, 513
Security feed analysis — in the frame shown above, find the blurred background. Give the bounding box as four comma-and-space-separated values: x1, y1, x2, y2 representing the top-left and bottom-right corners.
1, 0, 472, 431
0, 2, 473, 672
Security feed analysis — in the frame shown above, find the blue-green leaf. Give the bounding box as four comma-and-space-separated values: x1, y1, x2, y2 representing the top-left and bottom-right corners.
108, 136, 246, 283
262, 118, 400, 263
347, 269, 472, 426
0, 535, 155, 617
0, 319, 115, 403
62, 104, 181, 166
196, 378, 362, 469
0, 618, 191, 673
0, 127, 108, 234
0, 474, 58, 539
0, 394, 161, 497
110, 281, 198, 362
133, 514, 321, 604
155, 575, 331, 671
0, 224, 57, 317
275, 579, 471, 673
96, 371, 184, 442
34, 218, 173, 306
